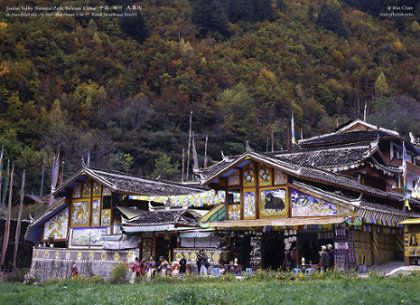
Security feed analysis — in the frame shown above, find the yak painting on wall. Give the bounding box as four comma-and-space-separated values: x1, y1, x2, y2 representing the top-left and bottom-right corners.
43, 207, 69, 240
70, 227, 107, 247
260, 188, 287, 217
71, 201, 90, 225
291, 189, 337, 216
244, 191, 256, 218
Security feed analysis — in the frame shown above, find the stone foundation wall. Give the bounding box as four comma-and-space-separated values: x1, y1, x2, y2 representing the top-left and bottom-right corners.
30, 247, 137, 281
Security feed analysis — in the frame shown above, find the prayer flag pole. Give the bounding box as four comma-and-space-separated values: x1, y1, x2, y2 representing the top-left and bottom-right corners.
186, 110, 193, 181
291, 112, 296, 145
0, 163, 14, 267
12, 170, 25, 271
204, 135, 208, 168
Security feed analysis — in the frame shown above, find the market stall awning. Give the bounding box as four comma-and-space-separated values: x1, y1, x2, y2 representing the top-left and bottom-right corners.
400, 218, 420, 225
122, 224, 175, 232
204, 216, 344, 228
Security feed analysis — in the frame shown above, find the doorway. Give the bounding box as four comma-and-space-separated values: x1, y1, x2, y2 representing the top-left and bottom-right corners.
262, 231, 285, 270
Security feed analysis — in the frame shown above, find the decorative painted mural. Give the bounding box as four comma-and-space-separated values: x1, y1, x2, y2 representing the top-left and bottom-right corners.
274, 170, 287, 185
260, 188, 287, 217
43, 207, 69, 240
129, 190, 236, 207
102, 209, 111, 226
228, 170, 240, 186
244, 191, 256, 218
93, 181, 101, 195
291, 189, 337, 216
73, 184, 81, 198
82, 181, 91, 197
71, 201, 90, 225
92, 199, 101, 226
258, 164, 272, 186
228, 204, 240, 220
70, 227, 107, 247
243, 162, 256, 187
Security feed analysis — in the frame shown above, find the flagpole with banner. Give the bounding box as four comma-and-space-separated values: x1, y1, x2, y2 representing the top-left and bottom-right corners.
291, 112, 296, 145
49, 152, 60, 207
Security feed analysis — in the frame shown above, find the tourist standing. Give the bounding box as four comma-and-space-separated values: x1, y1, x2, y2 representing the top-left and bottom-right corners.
179, 255, 187, 275
289, 247, 296, 271
146, 255, 156, 281
327, 244, 335, 271
70, 262, 78, 277
133, 257, 142, 279
320, 246, 328, 272
197, 249, 210, 275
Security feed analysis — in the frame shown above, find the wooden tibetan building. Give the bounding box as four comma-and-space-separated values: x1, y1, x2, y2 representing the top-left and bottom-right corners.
25, 167, 217, 280
195, 120, 420, 271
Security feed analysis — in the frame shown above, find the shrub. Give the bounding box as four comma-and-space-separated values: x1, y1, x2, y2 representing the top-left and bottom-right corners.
110, 262, 128, 284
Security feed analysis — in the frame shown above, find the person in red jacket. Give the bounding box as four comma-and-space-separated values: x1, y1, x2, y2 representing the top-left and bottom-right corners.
70, 262, 78, 277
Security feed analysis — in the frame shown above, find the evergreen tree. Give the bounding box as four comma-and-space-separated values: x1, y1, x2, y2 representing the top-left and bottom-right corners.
316, 3, 349, 38
192, 0, 230, 37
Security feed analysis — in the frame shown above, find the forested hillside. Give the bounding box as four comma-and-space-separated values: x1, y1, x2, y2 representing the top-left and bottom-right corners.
0, 0, 419, 195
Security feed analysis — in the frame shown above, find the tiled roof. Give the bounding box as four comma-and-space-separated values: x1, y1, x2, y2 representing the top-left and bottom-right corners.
298, 130, 398, 146
55, 167, 206, 197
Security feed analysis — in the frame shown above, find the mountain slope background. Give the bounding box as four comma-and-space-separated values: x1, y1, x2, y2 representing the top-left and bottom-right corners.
0, 0, 419, 194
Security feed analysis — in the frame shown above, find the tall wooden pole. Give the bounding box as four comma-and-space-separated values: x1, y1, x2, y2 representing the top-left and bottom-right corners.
0, 145, 3, 208
1, 163, 14, 267
186, 110, 193, 181
271, 130, 274, 152
181, 147, 185, 182
12, 170, 25, 271
204, 135, 208, 168
40, 155, 46, 196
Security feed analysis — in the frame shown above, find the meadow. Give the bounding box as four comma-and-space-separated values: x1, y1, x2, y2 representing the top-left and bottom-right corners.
0, 274, 419, 305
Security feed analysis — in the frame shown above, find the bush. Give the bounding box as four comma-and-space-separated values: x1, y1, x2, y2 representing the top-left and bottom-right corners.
110, 262, 128, 284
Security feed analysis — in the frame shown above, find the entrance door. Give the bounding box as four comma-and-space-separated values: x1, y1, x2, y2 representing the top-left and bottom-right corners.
155, 236, 170, 260
262, 231, 285, 270
298, 231, 334, 265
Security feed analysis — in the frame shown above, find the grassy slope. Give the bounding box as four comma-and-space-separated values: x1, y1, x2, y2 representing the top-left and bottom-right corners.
0, 277, 419, 305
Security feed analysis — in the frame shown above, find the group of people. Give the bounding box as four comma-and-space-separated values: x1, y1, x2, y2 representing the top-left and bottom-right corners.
320, 244, 335, 272
130, 255, 171, 282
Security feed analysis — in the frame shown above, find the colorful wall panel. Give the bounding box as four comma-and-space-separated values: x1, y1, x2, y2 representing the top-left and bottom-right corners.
91, 199, 101, 226
228, 204, 240, 220
228, 170, 240, 186
70, 227, 107, 247
102, 209, 111, 226
291, 189, 337, 217
43, 207, 69, 240
244, 191, 256, 218
243, 163, 256, 187
260, 188, 287, 218
71, 200, 90, 225
258, 164, 272, 186
274, 170, 287, 185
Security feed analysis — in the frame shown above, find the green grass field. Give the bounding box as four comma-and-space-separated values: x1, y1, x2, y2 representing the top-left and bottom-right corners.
0, 276, 419, 305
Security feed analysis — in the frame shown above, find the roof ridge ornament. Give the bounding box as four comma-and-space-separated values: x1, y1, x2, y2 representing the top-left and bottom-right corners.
245, 141, 254, 152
